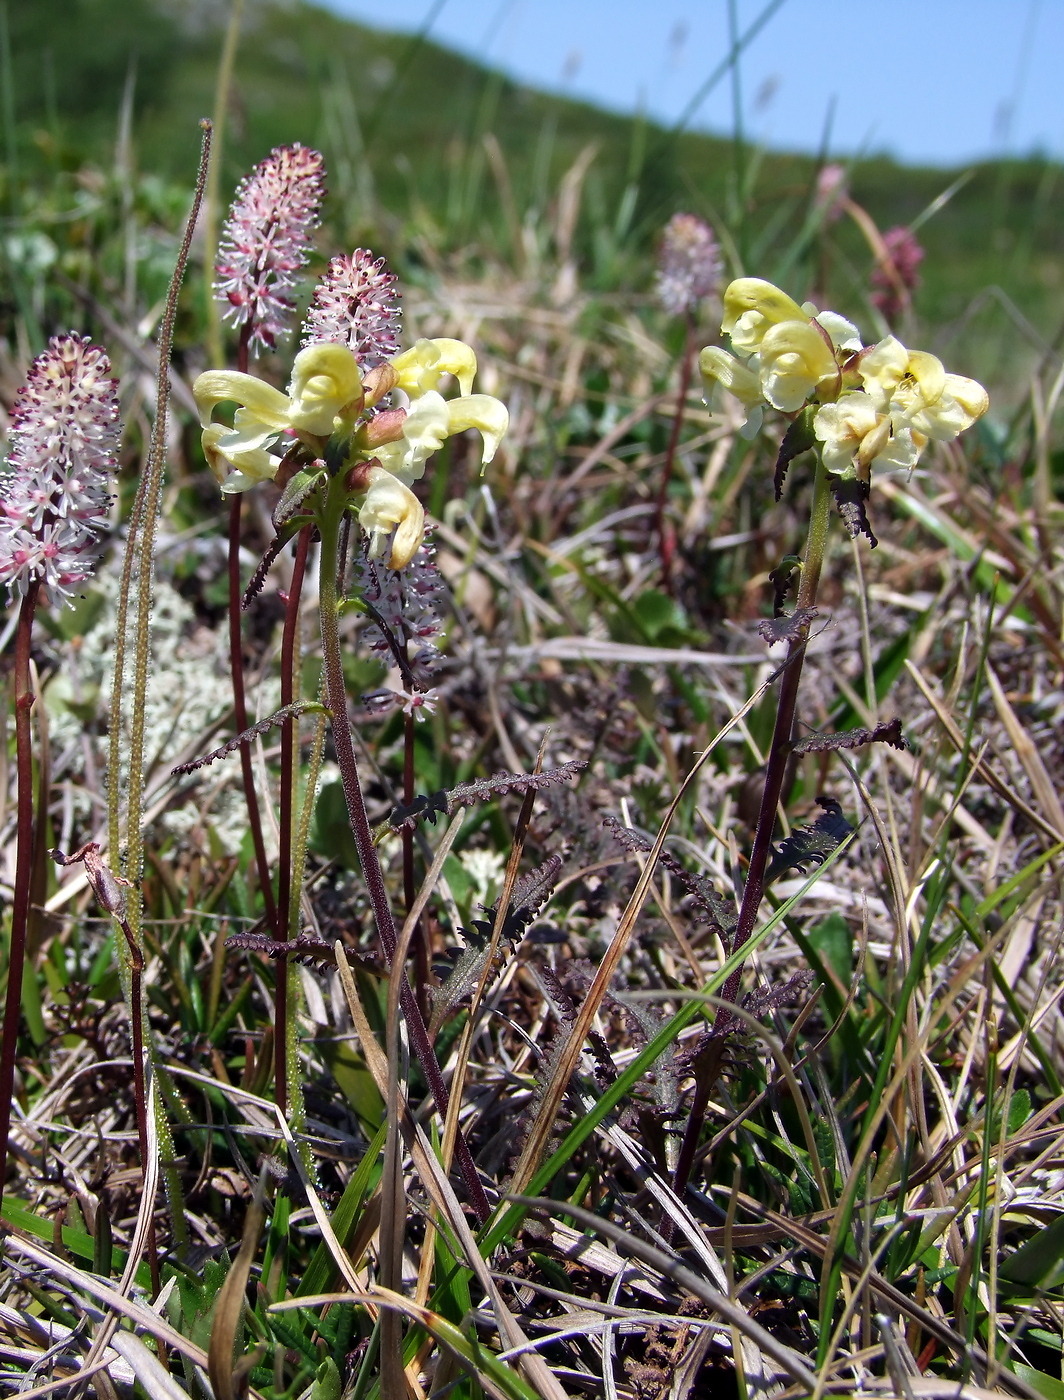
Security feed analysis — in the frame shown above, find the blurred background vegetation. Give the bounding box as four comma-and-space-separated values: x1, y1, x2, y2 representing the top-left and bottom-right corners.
4, 0, 1061, 403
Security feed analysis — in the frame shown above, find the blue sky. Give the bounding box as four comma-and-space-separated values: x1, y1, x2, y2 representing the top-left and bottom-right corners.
318, 0, 1062, 168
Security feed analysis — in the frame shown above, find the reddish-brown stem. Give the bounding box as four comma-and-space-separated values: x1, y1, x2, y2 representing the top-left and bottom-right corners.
317, 484, 490, 1220
228, 495, 279, 937
0, 583, 40, 1215
402, 711, 429, 1020
671, 456, 832, 1202
274, 525, 312, 1115
654, 314, 695, 589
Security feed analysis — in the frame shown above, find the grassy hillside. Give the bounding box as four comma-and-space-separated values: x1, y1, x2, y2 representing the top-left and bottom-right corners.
5, 0, 1062, 395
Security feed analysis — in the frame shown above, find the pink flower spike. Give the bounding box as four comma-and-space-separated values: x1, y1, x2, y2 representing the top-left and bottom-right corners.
814, 163, 849, 224
214, 144, 326, 355
655, 213, 722, 317
870, 226, 925, 321
302, 249, 402, 368
0, 334, 121, 605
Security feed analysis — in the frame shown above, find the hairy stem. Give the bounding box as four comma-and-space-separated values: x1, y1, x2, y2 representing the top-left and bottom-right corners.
274, 524, 311, 1115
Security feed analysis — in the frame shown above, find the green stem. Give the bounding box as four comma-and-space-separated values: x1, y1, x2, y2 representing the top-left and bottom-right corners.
316, 477, 490, 1221
274, 524, 311, 1115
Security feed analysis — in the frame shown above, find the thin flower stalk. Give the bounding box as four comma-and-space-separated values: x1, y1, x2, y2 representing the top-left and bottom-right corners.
316, 477, 490, 1220
678, 276, 990, 1202
217, 146, 325, 961
193, 243, 507, 1214
275, 524, 312, 1119
653, 214, 721, 585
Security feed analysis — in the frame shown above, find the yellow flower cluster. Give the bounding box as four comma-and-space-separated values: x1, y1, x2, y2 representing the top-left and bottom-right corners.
700, 278, 988, 482
193, 338, 508, 569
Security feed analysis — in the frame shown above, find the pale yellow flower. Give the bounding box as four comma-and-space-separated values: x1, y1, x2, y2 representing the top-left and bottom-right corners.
194, 343, 363, 490
758, 320, 841, 412
813, 393, 920, 478
194, 335, 509, 567
859, 336, 988, 441
722, 278, 808, 355
357, 465, 425, 569
372, 389, 509, 484
390, 339, 477, 397
699, 346, 764, 436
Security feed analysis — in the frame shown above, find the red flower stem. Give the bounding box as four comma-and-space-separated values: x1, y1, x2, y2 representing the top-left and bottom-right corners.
0, 582, 41, 1215
672, 456, 831, 1201
228, 495, 279, 938
317, 479, 489, 1221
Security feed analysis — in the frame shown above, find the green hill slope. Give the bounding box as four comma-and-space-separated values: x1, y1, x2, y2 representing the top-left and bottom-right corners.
6, 0, 1062, 392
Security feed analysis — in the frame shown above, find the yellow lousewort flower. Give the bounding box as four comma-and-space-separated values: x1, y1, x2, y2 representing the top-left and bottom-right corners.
813, 393, 920, 478
722, 278, 809, 356
194, 333, 509, 566
758, 319, 841, 413
699, 346, 764, 437
357, 464, 425, 569
194, 343, 363, 491
859, 336, 988, 441
371, 390, 509, 485
390, 339, 478, 398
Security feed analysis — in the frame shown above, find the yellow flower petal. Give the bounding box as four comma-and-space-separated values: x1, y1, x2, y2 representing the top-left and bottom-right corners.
758, 320, 839, 412
445, 394, 510, 468
722, 278, 809, 355
391, 338, 478, 397
286, 343, 363, 434
357, 465, 426, 569
193, 370, 291, 432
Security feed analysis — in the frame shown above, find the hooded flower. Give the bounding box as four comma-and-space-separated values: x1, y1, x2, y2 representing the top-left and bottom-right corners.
813, 393, 920, 478
194, 333, 508, 567
721, 278, 809, 355
699, 346, 764, 437
858, 336, 988, 441
194, 342, 364, 491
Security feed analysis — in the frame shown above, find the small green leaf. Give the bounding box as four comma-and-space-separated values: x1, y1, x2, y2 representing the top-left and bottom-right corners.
307, 1358, 341, 1400
807, 911, 853, 988
1000, 1213, 1064, 1289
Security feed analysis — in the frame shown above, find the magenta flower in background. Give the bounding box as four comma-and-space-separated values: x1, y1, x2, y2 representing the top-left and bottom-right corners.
655, 213, 722, 317
871, 226, 925, 321
214, 143, 326, 354
0, 334, 121, 604
301, 249, 402, 368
